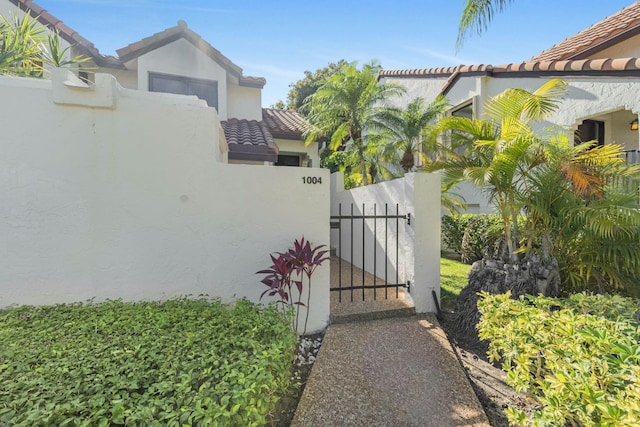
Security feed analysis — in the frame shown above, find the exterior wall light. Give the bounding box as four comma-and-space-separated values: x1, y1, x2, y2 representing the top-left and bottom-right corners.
631, 119, 639, 131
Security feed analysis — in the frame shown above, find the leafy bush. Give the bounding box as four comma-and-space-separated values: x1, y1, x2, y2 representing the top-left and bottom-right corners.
441, 214, 471, 254
0, 298, 297, 426
478, 292, 640, 426
442, 214, 503, 263
258, 236, 329, 335
460, 215, 503, 263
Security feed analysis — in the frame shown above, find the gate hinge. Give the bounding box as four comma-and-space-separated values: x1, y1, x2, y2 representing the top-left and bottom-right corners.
406, 281, 411, 293
406, 213, 411, 225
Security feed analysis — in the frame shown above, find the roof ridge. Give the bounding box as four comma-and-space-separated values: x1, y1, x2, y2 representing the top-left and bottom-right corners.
8, 0, 123, 68
530, 2, 640, 61
379, 56, 640, 79
115, 20, 266, 88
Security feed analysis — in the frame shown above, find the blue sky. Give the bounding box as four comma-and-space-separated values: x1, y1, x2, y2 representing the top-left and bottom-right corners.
34, 1, 636, 106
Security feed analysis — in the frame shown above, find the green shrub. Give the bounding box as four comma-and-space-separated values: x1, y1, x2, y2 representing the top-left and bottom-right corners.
478, 292, 640, 426
0, 298, 297, 426
442, 214, 503, 263
442, 214, 474, 254
460, 214, 503, 264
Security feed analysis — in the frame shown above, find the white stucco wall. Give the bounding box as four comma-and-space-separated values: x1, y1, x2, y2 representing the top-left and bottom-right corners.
590, 34, 640, 59
136, 38, 229, 119
381, 76, 450, 109
330, 172, 441, 313
0, 71, 330, 334
0, 1, 24, 22
94, 66, 138, 89
226, 82, 262, 121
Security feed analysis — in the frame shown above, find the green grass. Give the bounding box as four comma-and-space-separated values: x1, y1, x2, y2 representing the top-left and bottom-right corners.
0, 298, 297, 426
441, 257, 472, 311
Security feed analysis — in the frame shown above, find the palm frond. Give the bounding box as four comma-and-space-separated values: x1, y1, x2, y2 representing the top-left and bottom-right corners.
457, 0, 514, 49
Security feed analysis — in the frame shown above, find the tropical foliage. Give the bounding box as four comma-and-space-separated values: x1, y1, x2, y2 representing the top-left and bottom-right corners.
382, 96, 449, 173
286, 59, 349, 113
457, 0, 515, 48
478, 292, 640, 426
257, 236, 329, 335
442, 213, 506, 264
430, 79, 640, 294
304, 61, 405, 186
0, 12, 87, 77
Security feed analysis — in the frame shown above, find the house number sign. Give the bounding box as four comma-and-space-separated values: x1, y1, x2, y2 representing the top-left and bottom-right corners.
302, 177, 322, 184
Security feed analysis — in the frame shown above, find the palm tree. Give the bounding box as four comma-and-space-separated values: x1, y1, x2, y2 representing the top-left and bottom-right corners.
386, 96, 449, 173
0, 13, 45, 75
457, 0, 515, 49
523, 138, 640, 294
304, 61, 405, 186
431, 79, 568, 261
431, 78, 640, 294
0, 12, 87, 77
430, 79, 640, 340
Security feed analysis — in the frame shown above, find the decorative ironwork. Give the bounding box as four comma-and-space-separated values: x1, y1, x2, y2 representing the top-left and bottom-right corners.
330, 203, 410, 302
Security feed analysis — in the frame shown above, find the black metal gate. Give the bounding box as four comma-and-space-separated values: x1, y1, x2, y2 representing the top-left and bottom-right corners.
330, 203, 410, 302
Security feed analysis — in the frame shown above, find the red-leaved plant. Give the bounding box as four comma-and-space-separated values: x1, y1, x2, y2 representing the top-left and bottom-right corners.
257, 237, 329, 335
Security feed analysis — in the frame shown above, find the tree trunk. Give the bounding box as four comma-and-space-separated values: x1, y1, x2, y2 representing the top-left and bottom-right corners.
369, 163, 378, 183
452, 253, 560, 343
400, 149, 414, 173
356, 144, 368, 186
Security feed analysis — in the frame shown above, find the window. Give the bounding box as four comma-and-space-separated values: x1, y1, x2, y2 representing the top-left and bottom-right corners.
451, 102, 473, 118
149, 73, 218, 109
275, 154, 301, 167
575, 119, 605, 147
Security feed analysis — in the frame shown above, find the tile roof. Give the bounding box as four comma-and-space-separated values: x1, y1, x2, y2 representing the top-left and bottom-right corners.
9, 1, 267, 87
531, 2, 640, 61
262, 108, 307, 139
116, 20, 266, 88
9, 0, 123, 68
220, 119, 278, 162
380, 57, 640, 94
379, 64, 492, 79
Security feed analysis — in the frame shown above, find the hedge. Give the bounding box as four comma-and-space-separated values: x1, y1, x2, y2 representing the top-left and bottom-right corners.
0, 298, 297, 426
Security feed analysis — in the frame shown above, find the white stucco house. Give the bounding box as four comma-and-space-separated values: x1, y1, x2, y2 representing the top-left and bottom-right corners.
2, 0, 319, 167
380, 2, 640, 212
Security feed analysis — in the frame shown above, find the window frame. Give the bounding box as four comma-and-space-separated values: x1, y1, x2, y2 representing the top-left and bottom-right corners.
148, 72, 219, 109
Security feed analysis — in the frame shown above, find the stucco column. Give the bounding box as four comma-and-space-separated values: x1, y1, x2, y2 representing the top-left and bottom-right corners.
404, 173, 441, 313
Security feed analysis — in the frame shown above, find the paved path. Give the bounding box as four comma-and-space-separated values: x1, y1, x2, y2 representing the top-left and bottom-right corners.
292, 315, 489, 427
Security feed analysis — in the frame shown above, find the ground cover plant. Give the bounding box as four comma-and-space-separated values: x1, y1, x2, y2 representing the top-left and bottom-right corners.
0, 298, 297, 426
478, 292, 640, 426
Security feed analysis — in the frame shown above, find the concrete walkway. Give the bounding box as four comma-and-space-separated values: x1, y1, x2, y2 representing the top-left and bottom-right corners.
291, 315, 490, 427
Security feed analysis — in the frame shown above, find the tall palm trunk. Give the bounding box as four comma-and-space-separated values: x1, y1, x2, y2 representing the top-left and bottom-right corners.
400, 149, 414, 173
357, 147, 369, 185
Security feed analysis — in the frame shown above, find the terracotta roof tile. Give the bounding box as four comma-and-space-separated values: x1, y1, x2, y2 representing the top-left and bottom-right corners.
381, 56, 640, 82
531, 2, 640, 61
220, 119, 278, 162
381, 56, 640, 96
9, 0, 124, 68
240, 76, 267, 88
262, 108, 307, 139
